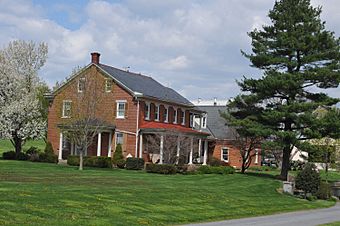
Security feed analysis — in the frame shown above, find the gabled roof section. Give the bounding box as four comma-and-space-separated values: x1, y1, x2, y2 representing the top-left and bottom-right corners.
98, 64, 193, 106
198, 106, 237, 140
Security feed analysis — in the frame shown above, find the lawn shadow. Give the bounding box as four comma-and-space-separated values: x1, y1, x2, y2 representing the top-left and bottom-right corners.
242, 171, 280, 180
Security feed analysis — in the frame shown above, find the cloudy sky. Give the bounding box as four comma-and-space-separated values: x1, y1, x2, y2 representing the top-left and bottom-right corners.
0, 0, 339, 102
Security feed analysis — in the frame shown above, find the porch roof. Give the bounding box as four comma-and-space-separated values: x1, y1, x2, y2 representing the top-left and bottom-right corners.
140, 121, 210, 137
57, 118, 115, 131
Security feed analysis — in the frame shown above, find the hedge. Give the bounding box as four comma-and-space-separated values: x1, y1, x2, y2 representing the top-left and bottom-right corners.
126, 157, 144, 170
197, 165, 235, 175
67, 155, 112, 168
145, 163, 177, 174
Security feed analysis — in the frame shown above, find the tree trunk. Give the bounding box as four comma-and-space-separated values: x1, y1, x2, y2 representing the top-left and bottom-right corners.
241, 163, 246, 174
280, 145, 291, 180
79, 151, 84, 171
12, 134, 22, 159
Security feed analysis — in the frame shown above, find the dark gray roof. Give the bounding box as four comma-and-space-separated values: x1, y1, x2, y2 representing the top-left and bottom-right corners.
198, 106, 236, 140
98, 64, 193, 106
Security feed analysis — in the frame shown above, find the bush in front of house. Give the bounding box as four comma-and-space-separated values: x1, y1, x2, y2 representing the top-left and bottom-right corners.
295, 163, 321, 198
197, 165, 235, 175
112, 144, 125, 168
2, 151, 16, 160
290, 160, 305, 171
126, 157, 144, 170
67, 155, 112, 168
248, 166, 277, 172
208, 157, 224, 166
316, 181, 332, 200
25, 146, 41, 162
145, 163, 177, 174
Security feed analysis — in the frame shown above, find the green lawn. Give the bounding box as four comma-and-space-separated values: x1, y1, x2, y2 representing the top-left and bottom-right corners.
0, 139, 45, 156
320, 222, 340, 226
0, 160, 335, 226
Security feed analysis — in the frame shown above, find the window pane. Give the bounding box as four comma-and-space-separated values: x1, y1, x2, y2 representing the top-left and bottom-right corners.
116, 133, 123, 144
117, 102, 125, 118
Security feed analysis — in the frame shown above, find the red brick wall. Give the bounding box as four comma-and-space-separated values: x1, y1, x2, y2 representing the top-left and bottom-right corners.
210, 140, 261, 168
47, 65, 138, 158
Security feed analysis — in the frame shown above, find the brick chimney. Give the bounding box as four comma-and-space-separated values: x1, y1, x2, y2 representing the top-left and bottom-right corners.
91, 52, 100, 64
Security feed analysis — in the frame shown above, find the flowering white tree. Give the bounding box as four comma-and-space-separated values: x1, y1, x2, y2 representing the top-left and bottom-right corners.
0, 40, 48, 157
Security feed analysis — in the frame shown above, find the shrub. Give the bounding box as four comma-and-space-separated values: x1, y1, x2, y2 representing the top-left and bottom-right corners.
316, 182, 332, 200
145, 163, 177, 174
67, 156, 112, 168
2, 151, 16, 160
112, 144, 124, 168
198, 165, 235, 175
126, 157, 144, 170
17, 152, 28, 161
67, 155, 79, 166
290, 160, 305, 171
306, 195, 317, 201
295, 163, 321, 198
25, 146, 41, 162
248, 166, 276, 172
208, 157, 224, 166
38, 142, 58, 163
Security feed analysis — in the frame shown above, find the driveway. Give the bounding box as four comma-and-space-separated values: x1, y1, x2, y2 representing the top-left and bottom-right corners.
184, 203, 340, 226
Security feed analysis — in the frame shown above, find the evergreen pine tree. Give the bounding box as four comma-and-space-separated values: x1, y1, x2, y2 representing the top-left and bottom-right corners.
230, 0, 340, 180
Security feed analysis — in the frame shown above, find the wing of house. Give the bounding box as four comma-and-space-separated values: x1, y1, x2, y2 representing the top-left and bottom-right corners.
47, 52, 209, 164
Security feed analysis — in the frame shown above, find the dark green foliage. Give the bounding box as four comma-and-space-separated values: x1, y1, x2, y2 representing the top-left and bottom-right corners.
67, 156, 112, 168
230, 0, 340, 180
126, 157, 144, 170
2, 151, 16, 160
16, 152, 28, 161
208, 157, 223, 166
112, 144, 124, 168
37, 142, 57, 163
295, 163, 321, 197
197, 165, 235, 175
248, 166, 277, 172
145, 163, 177, 174
290, 160, 306, 171
25, 146, 41, 162
316, 181, 332, 200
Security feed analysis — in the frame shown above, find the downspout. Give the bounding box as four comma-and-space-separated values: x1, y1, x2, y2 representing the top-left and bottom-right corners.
135, 99, 140, 157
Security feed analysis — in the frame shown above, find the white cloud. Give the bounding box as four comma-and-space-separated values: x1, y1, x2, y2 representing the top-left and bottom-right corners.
0, 0, 338, 101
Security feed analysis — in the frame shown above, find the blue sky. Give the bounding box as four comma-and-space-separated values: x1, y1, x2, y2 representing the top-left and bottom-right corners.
1, 0, 339, 102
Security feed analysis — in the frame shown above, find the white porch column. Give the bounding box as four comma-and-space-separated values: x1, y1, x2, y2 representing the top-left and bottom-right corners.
189, 137, 193, 164
70, 142, 74, 155
139, 133, 143, 158
97, 132, 102, 156
198, 138, 202, 163
203, 140, 208, 165
108, 131, 112, 157
160, 134, 164, 164
176, 136, 180, 164
58, 132, 63, 160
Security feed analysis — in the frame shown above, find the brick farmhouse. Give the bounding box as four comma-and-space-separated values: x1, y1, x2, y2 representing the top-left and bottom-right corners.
46, 53, 261, 167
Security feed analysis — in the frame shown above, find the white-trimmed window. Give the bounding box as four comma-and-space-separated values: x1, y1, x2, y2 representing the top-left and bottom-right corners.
62, 100, 72, 118
189, 113, 194, 128
105, 79, 112, 92
155, 105, 160, 121
202, 114, 207, 128
78, 77, 85, 92
181, 110, 185, 125
221, 147, 229, 162
173, 108, 177, 124
144, 102, 150, 120
116, 132, 123, 145
116, 101, 126, 119
164, 106, 168, 123
255, 149, 259, 164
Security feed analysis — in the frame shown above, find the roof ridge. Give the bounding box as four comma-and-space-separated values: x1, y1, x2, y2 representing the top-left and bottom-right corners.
99, 63, 152, 79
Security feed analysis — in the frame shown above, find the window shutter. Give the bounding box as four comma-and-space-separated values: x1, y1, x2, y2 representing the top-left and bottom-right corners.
125, 102, 129, 118
113, 102, 117, 119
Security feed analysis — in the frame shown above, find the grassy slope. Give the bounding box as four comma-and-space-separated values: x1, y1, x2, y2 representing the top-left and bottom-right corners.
0, 139, 45, 155
0, 161, 335, 226
320, 222, 340, 226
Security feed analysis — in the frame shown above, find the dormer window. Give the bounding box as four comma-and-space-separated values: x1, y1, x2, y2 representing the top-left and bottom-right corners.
78, 77, 85, 92
144, 102, 150, 120
155, 105, 160, 121
105, 79, 112, 92
202, 114, 207, 128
